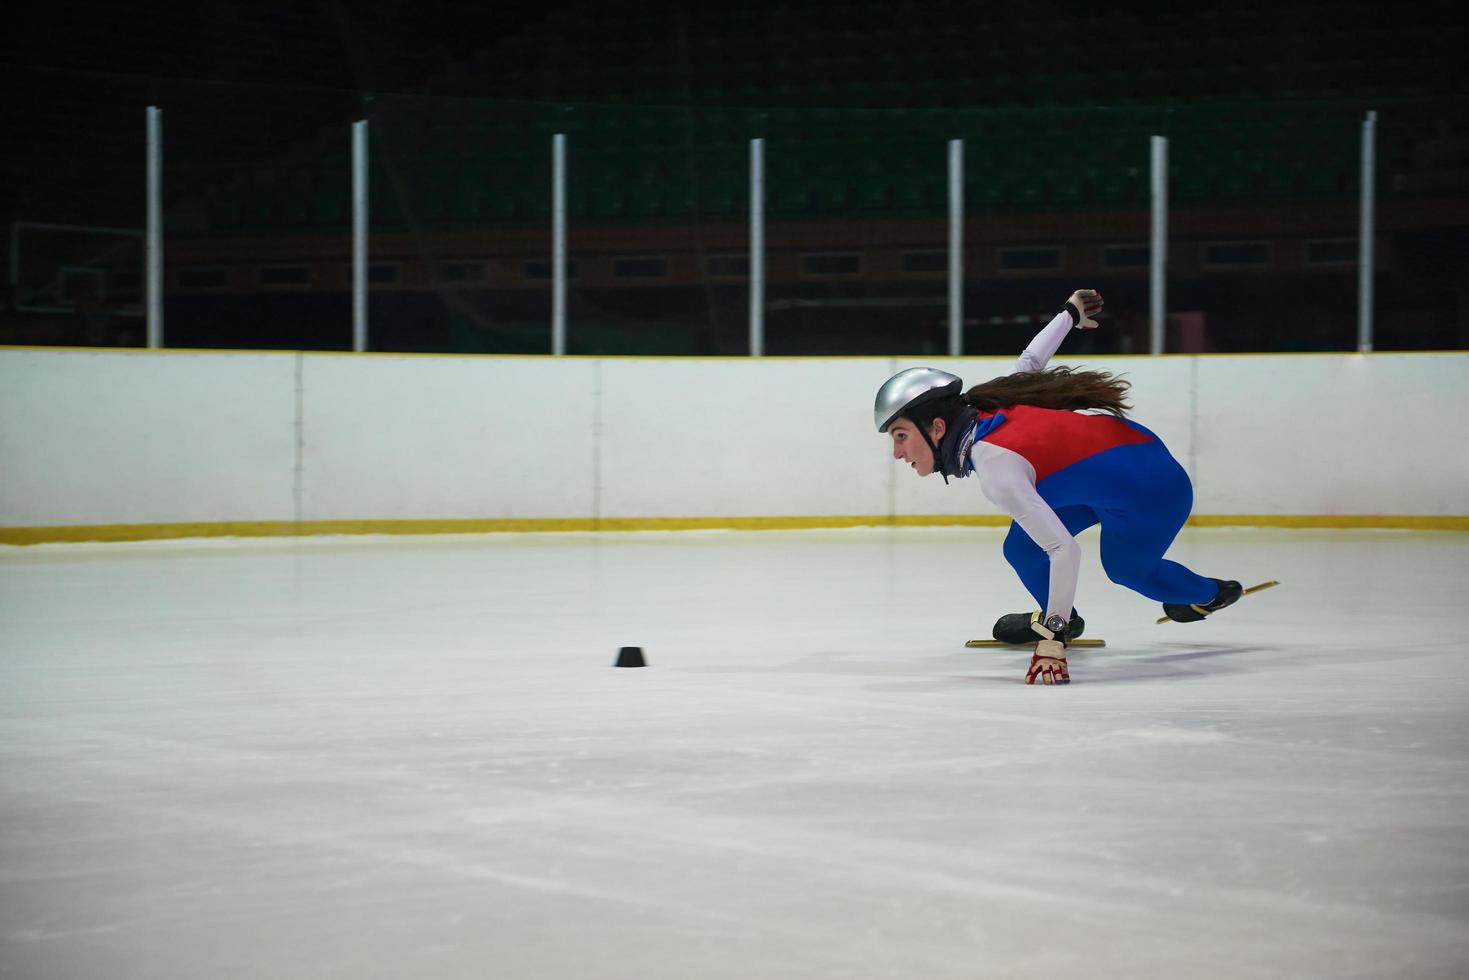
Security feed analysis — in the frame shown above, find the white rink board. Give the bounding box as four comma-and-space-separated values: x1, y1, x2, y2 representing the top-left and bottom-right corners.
1, 348, 1466, 528
1194, 354, 1469, 515
597, 357, 892, 518
298, 354, 599, 521
0, 349, 298, 526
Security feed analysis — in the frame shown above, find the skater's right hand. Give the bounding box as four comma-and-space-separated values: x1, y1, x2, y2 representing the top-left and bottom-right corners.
1025, 639, 1070, 685
1065, 289, 1103, 330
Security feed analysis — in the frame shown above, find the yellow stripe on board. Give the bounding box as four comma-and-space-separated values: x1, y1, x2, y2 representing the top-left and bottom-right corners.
1185, 514, 1469, 531
2, 513, 1467, 545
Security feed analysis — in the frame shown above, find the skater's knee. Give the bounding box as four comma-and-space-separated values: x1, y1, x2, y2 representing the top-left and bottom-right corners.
1104, 569, 1143, 590
1100, 556, 1148, 590
1002, 528, 1037, 568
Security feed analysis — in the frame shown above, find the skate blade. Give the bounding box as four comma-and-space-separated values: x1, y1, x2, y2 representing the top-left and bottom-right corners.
966, 638, 1106, 648
1155, 579, 1280, 624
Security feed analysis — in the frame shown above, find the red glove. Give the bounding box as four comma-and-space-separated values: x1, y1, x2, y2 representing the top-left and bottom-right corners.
1025, 638, 1070, 685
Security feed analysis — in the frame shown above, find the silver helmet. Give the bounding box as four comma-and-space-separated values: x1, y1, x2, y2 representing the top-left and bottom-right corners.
874, 367, 963, 433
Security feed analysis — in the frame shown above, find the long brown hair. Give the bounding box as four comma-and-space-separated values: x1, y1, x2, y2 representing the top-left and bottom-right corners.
965, 366, 1132, 417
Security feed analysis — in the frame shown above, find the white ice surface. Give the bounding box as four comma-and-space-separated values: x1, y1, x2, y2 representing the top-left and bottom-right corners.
1, 527, 1467, 979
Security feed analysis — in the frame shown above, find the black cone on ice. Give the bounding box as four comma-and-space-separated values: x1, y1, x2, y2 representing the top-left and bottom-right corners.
615, 646, 646, 668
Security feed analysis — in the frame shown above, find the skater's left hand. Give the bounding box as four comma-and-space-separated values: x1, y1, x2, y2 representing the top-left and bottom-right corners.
1065, 289, 1103, 330
1026, 638, 1070, 685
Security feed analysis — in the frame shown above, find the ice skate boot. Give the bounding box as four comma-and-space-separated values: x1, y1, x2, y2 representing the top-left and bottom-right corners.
1161, 579, 1243, 623
992, 610, 1084, 645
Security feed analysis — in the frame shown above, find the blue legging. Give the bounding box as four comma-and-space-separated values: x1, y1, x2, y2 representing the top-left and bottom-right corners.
1000, 429, 1218, 610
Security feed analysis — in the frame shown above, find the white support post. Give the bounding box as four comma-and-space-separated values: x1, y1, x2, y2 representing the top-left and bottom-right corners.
948, 139, 964, 357
552, 133, 567, 356
1149, 135, 1169, 355
351, 119, 368, 353
1358, 110, 1377, 353
750, 137, 765, 357
146, 106, 163, 348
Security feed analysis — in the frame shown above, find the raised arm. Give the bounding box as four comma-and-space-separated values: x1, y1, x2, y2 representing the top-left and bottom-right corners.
1010, 289, 1104, 375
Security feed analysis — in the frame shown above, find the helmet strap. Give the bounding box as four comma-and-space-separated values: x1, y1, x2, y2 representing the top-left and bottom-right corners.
910, 417, 949, 485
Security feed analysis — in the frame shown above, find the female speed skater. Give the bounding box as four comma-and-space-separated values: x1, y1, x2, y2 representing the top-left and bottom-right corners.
874, 289, 1242, 686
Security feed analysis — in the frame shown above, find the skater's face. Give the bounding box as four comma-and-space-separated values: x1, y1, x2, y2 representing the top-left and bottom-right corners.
889, 417, 946, 477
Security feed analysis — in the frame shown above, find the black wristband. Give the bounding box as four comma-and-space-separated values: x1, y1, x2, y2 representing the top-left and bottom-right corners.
1064, 302, 1081, 327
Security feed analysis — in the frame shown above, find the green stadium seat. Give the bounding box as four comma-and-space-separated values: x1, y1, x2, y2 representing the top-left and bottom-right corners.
626, 181, 663, 219
207, 189, 245, 230
697, 174, 741, 216
177, 0, 1465, 236
243, 169, 279, 228
278, 169, 314, 228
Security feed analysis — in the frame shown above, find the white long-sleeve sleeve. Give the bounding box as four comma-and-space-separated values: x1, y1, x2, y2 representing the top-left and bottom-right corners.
1010, 309, 1075, 376
970, 441, 1081, 625
967, 304, 1082, 625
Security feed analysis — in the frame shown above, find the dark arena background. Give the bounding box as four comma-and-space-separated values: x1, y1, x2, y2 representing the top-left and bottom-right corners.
1, 0, 1465, 355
